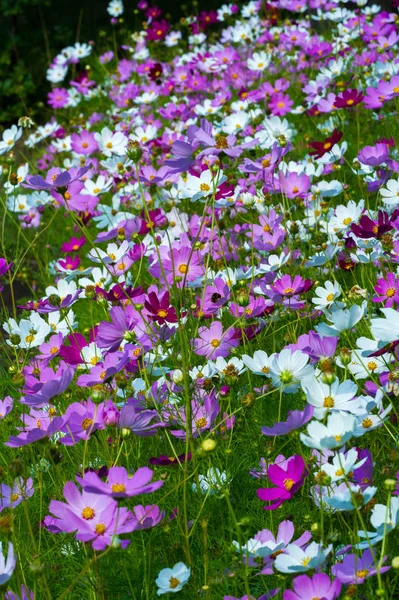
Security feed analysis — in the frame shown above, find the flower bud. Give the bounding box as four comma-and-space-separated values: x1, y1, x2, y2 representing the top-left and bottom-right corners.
321, 371, 336, 385
172, 369, 184, 384
126, 140, 143, 162
201, 439, 217, 452
392, 556, 399, 569
384, 478, 396, 492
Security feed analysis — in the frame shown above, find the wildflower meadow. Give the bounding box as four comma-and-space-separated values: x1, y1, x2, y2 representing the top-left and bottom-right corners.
2, 0, 399, 597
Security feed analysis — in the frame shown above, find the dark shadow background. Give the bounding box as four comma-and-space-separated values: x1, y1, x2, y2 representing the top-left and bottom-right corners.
0, 0, 396, 127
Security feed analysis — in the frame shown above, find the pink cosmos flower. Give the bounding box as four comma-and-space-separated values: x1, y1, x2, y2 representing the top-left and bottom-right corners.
48, 88, 69, 109
372, 272, 399, 307
70, 130, 99, 155
257, 454, 308, 510
46, 481, 137, 550
279, 172, 310, 199
192, 321, 239, 360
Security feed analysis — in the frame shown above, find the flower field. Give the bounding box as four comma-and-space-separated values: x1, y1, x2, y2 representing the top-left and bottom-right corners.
2, 0, 399, 597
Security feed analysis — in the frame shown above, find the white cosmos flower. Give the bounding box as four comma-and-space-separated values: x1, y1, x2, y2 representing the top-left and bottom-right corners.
315, 302, 366, 337
94, 127, 128, 157
107, 0, 124, 17
301, 376, 361, 420
241, 350, 275, 376
3, 313, 51, 349
380, 179, 399, 205
82, 175, 113, 196
155, 562, 190, 595
0, 125, 22, 155
311, 280, 342, 310
270, 349, 314, 394
88, 241, 129, 264
221, 110, 250, 135
370, 307, 399, 343
300, 412, 356, 450
320, 448, 367, 483
247, 51, 271, 71
274, 542, 332, 574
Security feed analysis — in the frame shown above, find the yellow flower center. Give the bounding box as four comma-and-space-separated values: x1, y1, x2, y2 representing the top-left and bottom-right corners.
283, 287, 295, 295
82, 418, 94, 430
157, 309, 168, 318
323, 142, 332, 150
178, 264, 188, 274
326, 293, 334, 302
356, 569, 369, 578
343, 217, 352, 225
169, 577, 180, 589
283, 478, 295, 491
25, 334, 35, 344
106, 142, 113, 149
10, 493, 19, 502
323, 396, 334, 408
200, 183, 210, 192
111, 483, 126, 493
362, 418, 373, 429
95, 523, 106, 534
386, 288, 396, 298
196, 417, 207, 428
367, 361, 377, 371
82, 506, 95, 520
210, 339, 220, 348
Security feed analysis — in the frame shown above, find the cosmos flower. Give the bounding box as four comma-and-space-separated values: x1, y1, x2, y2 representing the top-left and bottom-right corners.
257, 454, 308, 510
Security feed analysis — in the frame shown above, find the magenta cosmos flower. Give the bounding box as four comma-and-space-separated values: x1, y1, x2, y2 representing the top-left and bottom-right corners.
373, 272, 399, 307
257, 455, 308, 510
283, 573, 341, 600
271, 274, 313, 298
76, 466, 163, 499
192, 321, 239, 360
279, 172, 310, 199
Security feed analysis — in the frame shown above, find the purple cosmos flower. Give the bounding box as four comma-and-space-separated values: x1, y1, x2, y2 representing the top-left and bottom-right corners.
21, 362, 75, 407
76, 466, 163, 498
129, 504, 165, 530
225, 593, 279, 600
37, 289, 82, 313
96, 306, 141, 352
60, 399, 105, 446
6, 413, 64, 448
168, 392, 220, 439
0, 396, 13, 419
5, 584, 34, 600
283, 573, 341, 600
358, 143, 389, 166
373, 272, 399, 307
118, 404, 167, 437
76, 350, 130, 387
257, 455, 308, 510
291, 331, 338, 363
149, 453, 192, 466
23, 166, 89, 192
193, 321, 239, 360
332, 548, 390, 584
0, 478, 34, 512
261, 405, 314, 437
353, 448, 374, 491
46, 481, 137, 550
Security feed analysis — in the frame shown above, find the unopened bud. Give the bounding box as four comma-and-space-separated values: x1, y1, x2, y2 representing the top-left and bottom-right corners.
201, 439, 217, 452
